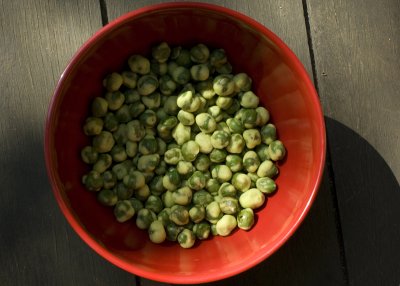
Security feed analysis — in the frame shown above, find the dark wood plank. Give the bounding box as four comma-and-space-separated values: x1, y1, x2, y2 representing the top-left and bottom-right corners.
307, 0, 400, 285
105, 1, 347, 285
0, 1, 136, 285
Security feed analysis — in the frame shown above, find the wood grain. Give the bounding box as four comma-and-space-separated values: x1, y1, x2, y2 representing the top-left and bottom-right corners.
104, 1, 346, 285
307, 0, 400, 285
0, 0, 136, 284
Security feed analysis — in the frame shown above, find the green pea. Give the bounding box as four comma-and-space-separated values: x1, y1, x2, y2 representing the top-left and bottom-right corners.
268, 140, 286, 161
162, 190, 174, 208
216, 96, 233, 110
225, 154, 243, 172
145, 195, 164, 214
128, 103, 146, 119
93, 153, 112, 173
233, 73, 252, 92
172, 186, 193, 206
257, 160, 279, 178
128, 55, 150, 75
114, 200, 135, 223
226, 133, 245, 154
136, 208, 157, 229
237, 208, 254, 230
81, 146, 98, 164
209, 48, 227, 67
216, 214, 237, 236
177, 228, 196, 248
121, 71, 138, 89
196, 79, 215, 99
166, 222, 184, 242
238, 108, 257, 129
152, 42, 171, 63
219, 197, 240, 215
189, 205, 206, 224
187, 171, 206, 191
157, 116, 178, 141
255, 106, 270, 126
256, 177, 276, 194
92, 131, 115, 153
239, 188, 265, 209
138, 135, 158, 155
171, 66, 190, 85
260, 123, 277, 145
103, 72, 123, 92
83, 117, 103, 136
105, 91, 125, 111
194, 154, 211, 171
110, 145, 127, 162
148, 175, 166, 196
83, 170, 103, 192
193, 221, 210, 240
148, 220, 167, 244
91, 97, 108, 117
142, 92, 161, 110
226, 118, 243, 134
177, 90, 202, 113
190, 44, 209, 63
157, 208, 171, 226
255, 144, 270, 161
97, 189, 118, 206
181, 140, 200, 161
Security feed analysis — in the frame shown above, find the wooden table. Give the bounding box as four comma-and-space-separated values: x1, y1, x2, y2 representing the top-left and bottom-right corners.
1, 1, 399, 285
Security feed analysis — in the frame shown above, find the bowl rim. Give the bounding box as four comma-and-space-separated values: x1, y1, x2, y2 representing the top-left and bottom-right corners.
44, 1, 326, 284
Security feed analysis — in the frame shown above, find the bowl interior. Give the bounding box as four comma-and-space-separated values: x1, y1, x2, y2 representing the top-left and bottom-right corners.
46, 4, 325, 284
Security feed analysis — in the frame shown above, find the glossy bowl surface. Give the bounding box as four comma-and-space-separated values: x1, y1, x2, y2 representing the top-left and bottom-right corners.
45, 2, 325, 284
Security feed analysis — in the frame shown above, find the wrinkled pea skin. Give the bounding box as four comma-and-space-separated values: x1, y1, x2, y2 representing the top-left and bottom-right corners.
81, 42, 288, 248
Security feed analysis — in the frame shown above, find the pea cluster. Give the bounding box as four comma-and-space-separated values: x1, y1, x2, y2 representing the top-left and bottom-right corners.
81, 42, 286, 248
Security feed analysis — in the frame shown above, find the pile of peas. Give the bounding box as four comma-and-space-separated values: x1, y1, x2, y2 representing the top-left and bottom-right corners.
81, 42, 286, 248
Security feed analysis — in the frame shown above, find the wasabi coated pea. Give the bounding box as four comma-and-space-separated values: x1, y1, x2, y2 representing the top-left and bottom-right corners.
148, 220, 167, 244
192, 190, 214, 207
190, 64, 210, 81
195, 132, 213, 154
104, 112, 119, 132
232, 173, 251, 192
255, 106, 270, 126
256, 177, 276, 194
170, 205, 190, 226
83, 117, 103, 136
124, 89, 140, 104
177, 110, 195, 126
211, 165, 232, 183
239, 108, 257, 129
176, 161, 194, 176
243, 151, 261, 173
135, 185, 150, 201
138, 134, 158, 155
172, 123, 191, 145
164, 148, 183, 165
114, 200, 135, 223
115, 182, 133, 200
240, 91, 259, 108
93, 153, 112, 173
206, 201, 223, 224
195, 113, 217, 134
159, 75, 177, 95
243, 129, 261, 149
209, 148, 227, 163
181, 140, 200, 162
260, 123, 277, 145
166, 222, 184, 241
213, 75, 235, 97
121, 71, 138, 89
218, 182, 237, 197
149, 175, 166, 196
142, 92, 161, 110
209, 48, 227, 67
139, 109, 158, 128
145, 195, 164, 213
171, 66, 190, 85
193, 221, 210, 240
152, 42, 171, 63
113, 123, 128, 145
136, 208, 157, 229
196, 79, 215, 99
216, 96, 233, 110
233, 73, 252, 92
219, 197, 240, 215
194, 154, 211, 171
103, 72, 123, 92
255, 144, 270, 161
129, 102, 145, 118
177, 228, 196, 248
268, 140, 286, 161
123, 170, 145, 190
162, 168, 181, 191
83, 170, 103, 192
225, 157, 241, 175
210, 130, 230, 149
216, 215, 237, 236
115, 105, 132, 123
110, 145, 127, 162
126, 120, 145, 142
163, 95, 179, 116
208, 105, 224, 122
226, 133, 245, 154
157, 208, 171, 226
189, 205, 206, 223
190, 44, 209, 63
102, 170, 117, 189
172, 187, 193, 206
105, 91, 125, 111
237, 208, 254, 230
187, 171, 206, 191
137, 74, 159, 96
239, 188, 265, 209
216, 62, 232, 74
137, 154, 160, 173
257, 160, 279, 178
91, 97, 108, 117
128, 55, 150, 75
81, 146, 98, 164
97, 189, 118, 206
93, 131, 115, 153
226, 118, 244, 134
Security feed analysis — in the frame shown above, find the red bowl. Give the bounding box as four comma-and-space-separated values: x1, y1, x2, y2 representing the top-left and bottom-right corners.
45, 2, 325, 284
